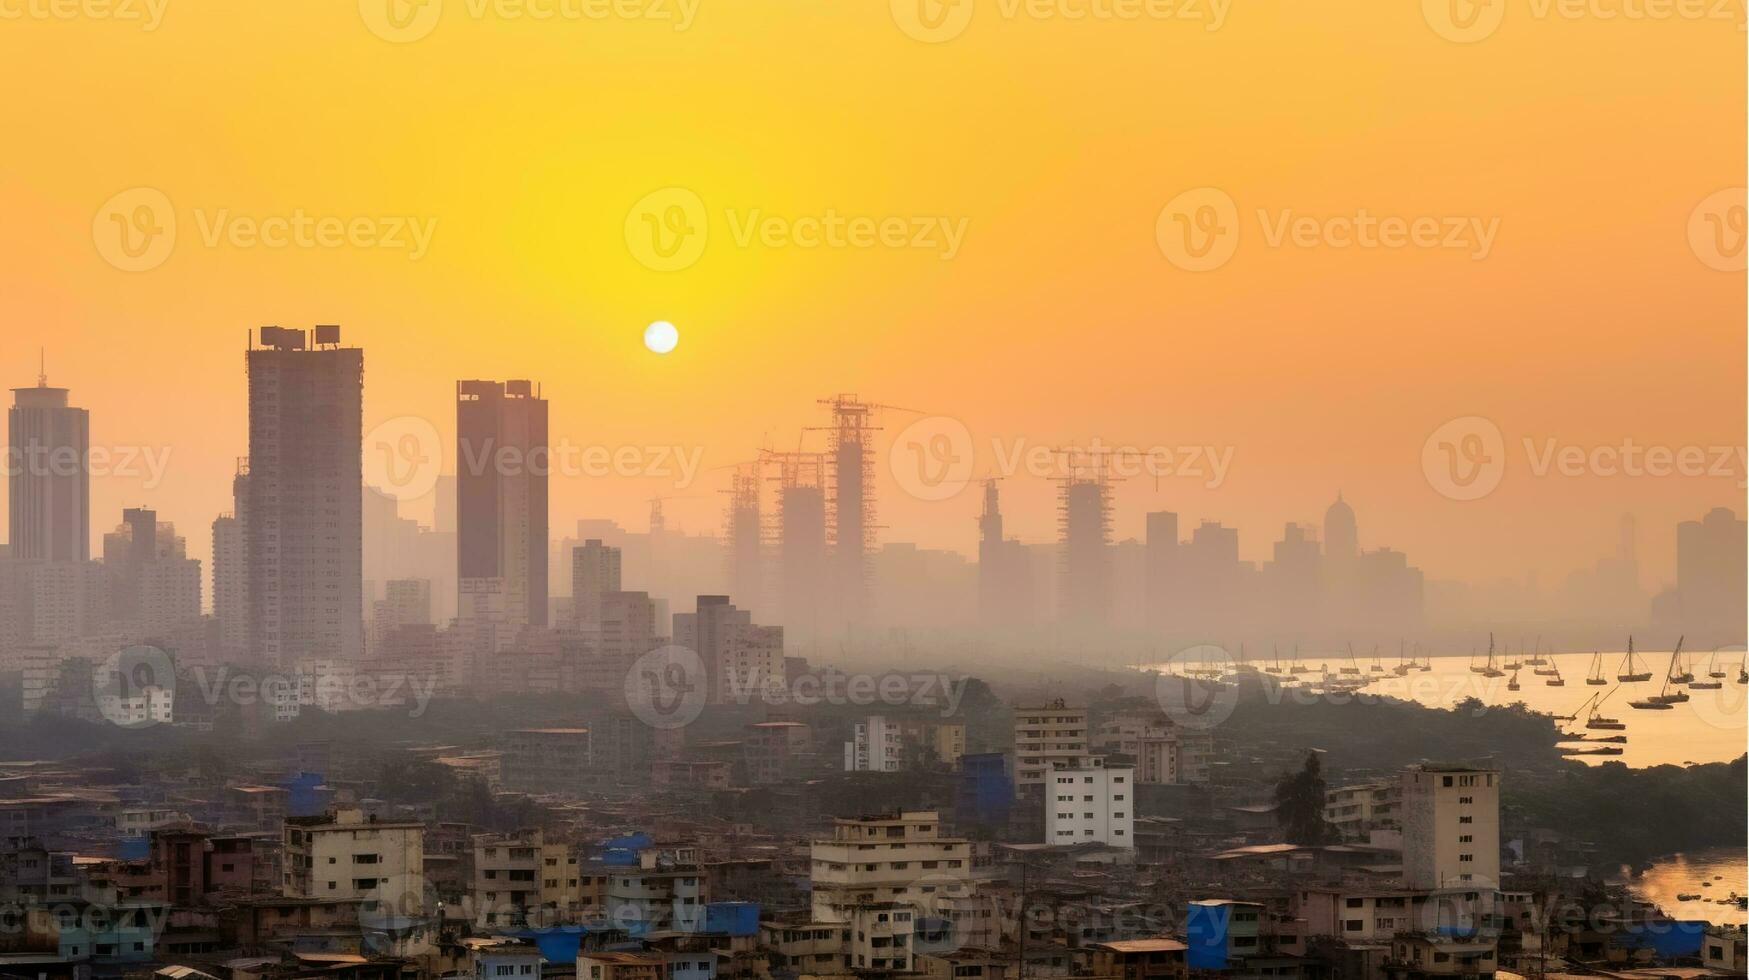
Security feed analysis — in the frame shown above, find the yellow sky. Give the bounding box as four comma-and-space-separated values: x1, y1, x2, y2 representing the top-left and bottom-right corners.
0, 0, 1742, 586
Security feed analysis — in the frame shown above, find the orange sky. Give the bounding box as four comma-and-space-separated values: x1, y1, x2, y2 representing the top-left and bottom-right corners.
0, 0, 1742, 589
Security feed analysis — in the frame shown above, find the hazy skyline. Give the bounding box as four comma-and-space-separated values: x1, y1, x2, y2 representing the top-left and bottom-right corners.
1, 1, 1742, 591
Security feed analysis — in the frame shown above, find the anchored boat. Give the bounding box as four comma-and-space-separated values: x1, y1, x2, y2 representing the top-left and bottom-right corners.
1618, 636, 1652, 683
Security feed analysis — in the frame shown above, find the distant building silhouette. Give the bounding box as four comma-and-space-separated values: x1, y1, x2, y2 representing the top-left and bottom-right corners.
1269, 522, 1322, 629
674, 594, 783, 703
1143, 511, 1180, 632
211, 466, 249, 657
102, 506, 201, 638
571, 538, 622, 629
1324, 493, 1358, 560
1058, 476, 1111, 624
978, 480, 1034, 627
457, 379, 549, 630
245, 326, 364, 664
1653, 507, 1746, 641
776, 457, 828, 647
9, 372, 89, 562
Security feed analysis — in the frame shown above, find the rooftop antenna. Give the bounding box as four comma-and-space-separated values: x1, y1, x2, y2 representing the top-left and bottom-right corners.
37, 348, 47, 387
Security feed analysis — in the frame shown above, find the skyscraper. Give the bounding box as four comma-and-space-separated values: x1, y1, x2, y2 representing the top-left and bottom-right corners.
1058, 475, 1111, 625
1323, 493, 1358, 560
245, 326, 364, 664
457, 379, 549, 630
212, 465, 249, 657
8, 372, 89, 562
1673, 506, 1747, 635
102, 507, 201, 637
570, 538, 622, 628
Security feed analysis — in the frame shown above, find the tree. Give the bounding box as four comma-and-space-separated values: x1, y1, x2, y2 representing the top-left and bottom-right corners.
1274, 750, 1332, 845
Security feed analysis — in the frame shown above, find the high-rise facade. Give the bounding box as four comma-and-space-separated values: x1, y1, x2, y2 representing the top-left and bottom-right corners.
457, 379, 549, 630
570, 539, 621, 628
245, 326, 364, 664
8, 376, 90, 562
212, 467, 249, 657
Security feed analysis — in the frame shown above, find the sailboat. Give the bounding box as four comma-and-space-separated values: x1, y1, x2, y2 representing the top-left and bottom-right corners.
1481, 635, 1504, 678
1289, 644, 1310, 674
1369, 645, 1385, 673
1525, 636, 1549, 667
1585, 651, 1609, 686
1393, 641, 1413, 676
1618, 637, 1653, 683
1586, 688, 1626, 730
1668, 637, 1693, 684
1692, 649, 1724, 690
1507, 667, 1521, 691
1631, 649, 1689, 708
1503, 643, 1523, 671
1545, 661, 1565, 687
1340, 644, 1360, 675
1414, 643, 1432, 672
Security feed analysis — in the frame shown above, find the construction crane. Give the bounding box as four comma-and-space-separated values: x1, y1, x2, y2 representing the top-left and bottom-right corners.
646, 494, 702, 535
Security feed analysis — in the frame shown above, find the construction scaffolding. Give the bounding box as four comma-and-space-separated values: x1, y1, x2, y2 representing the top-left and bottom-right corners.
1055, 448, 1119, 626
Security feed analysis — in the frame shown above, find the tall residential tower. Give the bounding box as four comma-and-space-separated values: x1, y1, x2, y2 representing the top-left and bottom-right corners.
245, 326, 364, 663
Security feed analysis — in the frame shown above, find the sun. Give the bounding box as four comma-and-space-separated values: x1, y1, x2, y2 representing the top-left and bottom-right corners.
643, 320, 679, 355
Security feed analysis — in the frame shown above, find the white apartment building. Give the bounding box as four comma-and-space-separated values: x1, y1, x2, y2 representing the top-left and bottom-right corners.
283, 808, 426, 916
809, 810, 972, 923
1401, 764, 1500, 891
1045, 764, 1134, 848
844, 716, 903, 772
1012, 700, 1095, 796
603, 842, 707, 933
